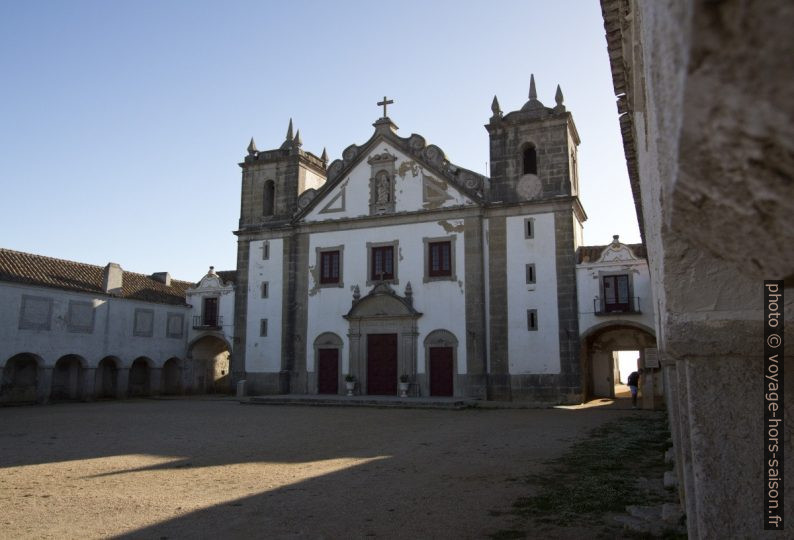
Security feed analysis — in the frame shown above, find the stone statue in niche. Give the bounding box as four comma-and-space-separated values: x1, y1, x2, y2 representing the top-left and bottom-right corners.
376, 173, 390, 203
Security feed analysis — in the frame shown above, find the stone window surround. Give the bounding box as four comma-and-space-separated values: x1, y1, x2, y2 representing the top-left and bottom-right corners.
19, 294, 53, 331
521, 142, 538, 175
133, 308, 155, 337
66, 299, 94, 334
524, 217, 535, 239
422, 235, 457, 283
366, 240, 399, 286
315, 245, 345, 288
312, 332, 344, 394
263, 179, 275, 217
527, 309, 538, 331
166, 312, 184, 339
422, 329, 459, 397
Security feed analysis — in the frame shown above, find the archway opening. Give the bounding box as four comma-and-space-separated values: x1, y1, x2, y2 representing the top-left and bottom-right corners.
188, 336, 230, 394
96, 357, 119, 398
163, 357, 182, 395
581, 324, 655, 402
129, 357, 152, 397
1, 353, 39, 404
52, 355, 84, 401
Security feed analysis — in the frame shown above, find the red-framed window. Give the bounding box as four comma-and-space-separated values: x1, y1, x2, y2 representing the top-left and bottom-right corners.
371, 246, 394, 281
320, 250, 341, 284
603, 274, 630, 312
428, 241, 452, 277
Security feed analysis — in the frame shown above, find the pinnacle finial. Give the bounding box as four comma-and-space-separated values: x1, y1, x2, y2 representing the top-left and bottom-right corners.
321, 147, 328, 162
529, 74, 537, 100
555, 84, 564, 105
285, 118, 294, 141
491, 95, 501, 116
293, 129, 302, 147
247, 137, 257, 156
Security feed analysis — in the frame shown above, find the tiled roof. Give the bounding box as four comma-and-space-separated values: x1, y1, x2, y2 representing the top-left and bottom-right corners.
217, 270, 237, 284
0, 248, 192, 306
577, 243, 647, 264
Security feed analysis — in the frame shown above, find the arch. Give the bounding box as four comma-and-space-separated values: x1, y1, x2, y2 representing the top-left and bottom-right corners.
95, 356, 120, 399
263, 180, 275, 217
52, 354, 86, 401
162, 357, 182, 395
313, 332, 343, 395
187, 335, 231, 394
580, 322, 657, 401
1, 353, 41, 404
423, 330, 459, 397
521, 143, 538, 175
129, 356, 153, 397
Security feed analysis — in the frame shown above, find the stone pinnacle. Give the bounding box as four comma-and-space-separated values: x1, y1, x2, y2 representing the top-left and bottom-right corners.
529, 74, 537, 100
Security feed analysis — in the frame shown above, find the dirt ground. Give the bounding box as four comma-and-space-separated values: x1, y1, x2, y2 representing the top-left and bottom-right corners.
0, 398, 637, 539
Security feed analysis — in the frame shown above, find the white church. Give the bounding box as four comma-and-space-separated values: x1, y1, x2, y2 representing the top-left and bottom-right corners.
0, 77, 658, 405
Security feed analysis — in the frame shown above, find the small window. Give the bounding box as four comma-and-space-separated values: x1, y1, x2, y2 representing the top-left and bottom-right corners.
522, 145, 537, 175
526, 263, 536, 284
261, 282, 269, 298
524, 218, 535, 239
262, 241, 270, 260
428, 241, 452, 277
202, 297, 219, 327
527, 309, 538, 331
260, 318, 268, 337
320, 250, 341, 284
371, 245, 394, 281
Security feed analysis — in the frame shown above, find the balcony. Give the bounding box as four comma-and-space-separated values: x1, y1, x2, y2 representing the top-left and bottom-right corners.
593, 297, 642, 316
193, 314, 223, 329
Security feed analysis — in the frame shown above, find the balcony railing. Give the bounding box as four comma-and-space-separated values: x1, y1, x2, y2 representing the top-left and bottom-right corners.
593, 297, 642, 316
193, 314, 223, 329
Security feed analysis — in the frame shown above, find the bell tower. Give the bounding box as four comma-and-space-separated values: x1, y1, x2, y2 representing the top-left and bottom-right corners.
486, 75, 580, 204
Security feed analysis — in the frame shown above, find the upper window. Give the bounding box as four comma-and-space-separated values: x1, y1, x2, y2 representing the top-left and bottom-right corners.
428, 241, 452, 277
320, 250, 341, 284
524, 217, 535, 239
202, 297, 219, 327
371, 245, 394, 281
603, 274, 630, 312
263, 180, 275, 216
522, 145, 537, 175
262, 241, 270, 260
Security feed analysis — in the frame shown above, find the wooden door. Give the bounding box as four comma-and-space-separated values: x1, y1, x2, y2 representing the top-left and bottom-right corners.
367, 334, 397, 395
429, 347, 454, 396
317, 348, 339, 394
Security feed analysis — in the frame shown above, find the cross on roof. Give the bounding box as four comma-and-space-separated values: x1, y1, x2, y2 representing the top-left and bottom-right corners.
377, 96, 394, 118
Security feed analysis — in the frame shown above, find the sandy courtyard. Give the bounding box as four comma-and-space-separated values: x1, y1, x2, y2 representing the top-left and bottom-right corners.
0, 399, 632, 539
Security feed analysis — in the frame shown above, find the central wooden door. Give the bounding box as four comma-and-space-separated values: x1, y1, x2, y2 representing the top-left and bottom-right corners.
317, 348, 339, 394
429, 347, 454, 396
367, 334, 398, 395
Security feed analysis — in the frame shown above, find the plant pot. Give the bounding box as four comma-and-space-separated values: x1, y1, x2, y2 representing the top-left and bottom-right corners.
398, 381, 409, 398
345, 381, 355, 396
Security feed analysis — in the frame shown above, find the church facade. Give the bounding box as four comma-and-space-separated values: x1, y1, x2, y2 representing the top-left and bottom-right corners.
233, 77, 588, 402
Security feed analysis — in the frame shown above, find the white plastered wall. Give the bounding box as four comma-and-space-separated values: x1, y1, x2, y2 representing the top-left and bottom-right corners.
246, 238, 284, 372
505, 212, 561, 374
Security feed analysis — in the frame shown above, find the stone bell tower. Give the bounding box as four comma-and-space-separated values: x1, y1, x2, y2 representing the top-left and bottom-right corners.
486, 74, 581, 204
238, 119, 327, 228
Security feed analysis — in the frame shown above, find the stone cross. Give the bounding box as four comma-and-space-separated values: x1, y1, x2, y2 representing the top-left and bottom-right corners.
377, 96, 394, 118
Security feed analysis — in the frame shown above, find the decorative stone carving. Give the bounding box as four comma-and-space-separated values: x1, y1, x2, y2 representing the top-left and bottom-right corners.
342, 144, 360, 163
327, 159, 344, 181
297, 188, 316, 210
367, 150, 397, 215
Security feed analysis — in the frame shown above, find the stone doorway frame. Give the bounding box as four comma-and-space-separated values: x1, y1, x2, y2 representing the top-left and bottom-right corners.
344, 283, 421, 395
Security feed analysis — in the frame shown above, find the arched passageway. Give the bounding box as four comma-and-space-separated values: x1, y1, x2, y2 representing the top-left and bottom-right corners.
580, 323, 656, 401
163, 357, 182, 395
52, 355, 85, 401
129, 357, 152, 397
95, 357, 119, 399
188, 335, 230, 394
1, 353, 40, 404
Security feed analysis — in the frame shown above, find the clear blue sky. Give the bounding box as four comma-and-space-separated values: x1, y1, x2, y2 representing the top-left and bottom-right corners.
0, 0, 638, 280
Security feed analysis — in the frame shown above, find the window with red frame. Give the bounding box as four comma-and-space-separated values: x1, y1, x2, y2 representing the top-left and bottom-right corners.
320, 250, 340, 284
428, 241, 452, 277
371, 246, 394, 281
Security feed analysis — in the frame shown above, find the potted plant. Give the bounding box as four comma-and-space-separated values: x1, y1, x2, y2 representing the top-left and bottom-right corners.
344, 374, 356, 396
398, 374, 410, 398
